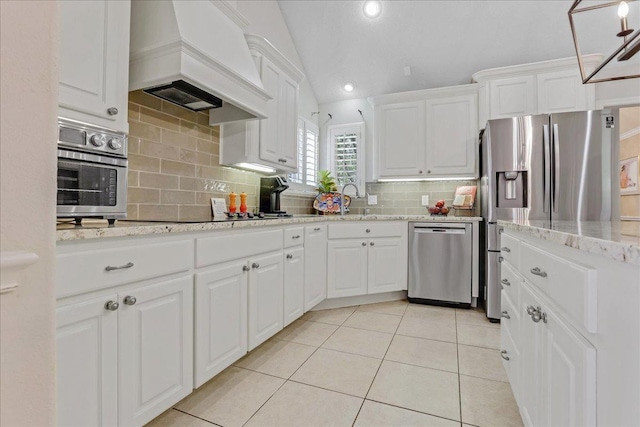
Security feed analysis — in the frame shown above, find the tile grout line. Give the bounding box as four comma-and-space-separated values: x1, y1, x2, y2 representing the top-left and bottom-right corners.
364, 397, 467, 426
455, 310, 463, 425
171, 408, 224, 427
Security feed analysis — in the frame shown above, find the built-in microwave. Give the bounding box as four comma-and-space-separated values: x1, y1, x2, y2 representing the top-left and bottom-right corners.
56, 118, 128, 224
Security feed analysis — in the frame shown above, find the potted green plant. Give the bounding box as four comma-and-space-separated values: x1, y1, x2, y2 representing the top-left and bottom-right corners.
313, 170, 349, 214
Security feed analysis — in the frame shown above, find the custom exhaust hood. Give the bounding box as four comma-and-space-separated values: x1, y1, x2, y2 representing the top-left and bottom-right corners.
129, 0, 271, 125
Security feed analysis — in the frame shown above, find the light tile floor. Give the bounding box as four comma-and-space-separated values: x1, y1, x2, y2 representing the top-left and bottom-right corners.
147, 301, 523, 427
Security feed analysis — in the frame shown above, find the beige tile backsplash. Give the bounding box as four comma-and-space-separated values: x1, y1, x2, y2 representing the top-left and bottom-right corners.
126, 91, 315, 221
126, 91, 478, 221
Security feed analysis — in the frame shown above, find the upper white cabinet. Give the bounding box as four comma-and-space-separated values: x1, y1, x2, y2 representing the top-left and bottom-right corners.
473, 55, 602, 126
220, 35, 304, 173
58, 0, 130, 133
370, 85, 478, 180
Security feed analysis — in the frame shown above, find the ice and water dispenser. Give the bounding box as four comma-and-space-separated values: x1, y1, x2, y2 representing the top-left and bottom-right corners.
496, 171, 527, 208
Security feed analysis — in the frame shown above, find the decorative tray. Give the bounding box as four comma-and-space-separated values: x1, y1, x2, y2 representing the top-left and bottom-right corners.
313, 192, 351, 214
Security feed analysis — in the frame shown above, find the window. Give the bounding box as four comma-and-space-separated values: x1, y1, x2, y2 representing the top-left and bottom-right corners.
328, 123, 365, 191
289, 117, 319, 190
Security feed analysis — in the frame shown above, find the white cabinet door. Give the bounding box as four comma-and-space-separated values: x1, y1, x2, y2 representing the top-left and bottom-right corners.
489, 76, 536, 119
279, 74, 299, 170
367, 238, 407, 294
58, 0, 130, 132
118, 275, 193, 427
377, 101, 427, 178
327, 240, 368, 298
541, 306, 596, 427
305, 224, 327, 311
519, 283, 544, 427
537, 69, 592, 114
57, 295, 118, 427
425, 94, 478, 177
259, 57, 281, 165
248, 251, 284, 350
284, 246, 305, 327
194, 262, 248, 388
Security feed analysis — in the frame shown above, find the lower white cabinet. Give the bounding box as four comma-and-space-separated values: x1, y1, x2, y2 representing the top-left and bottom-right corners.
304, 224, 327, 310
118, 276, 193, 427
367, 238, 408, 294
283, 246, 304, 327
57, 294, 118, 427
56, 275, 193, 427
248, 251, 284, 350
194, 262, 248, 388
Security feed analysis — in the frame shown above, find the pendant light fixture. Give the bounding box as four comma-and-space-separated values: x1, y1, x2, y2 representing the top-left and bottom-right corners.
568, 0, 640, 83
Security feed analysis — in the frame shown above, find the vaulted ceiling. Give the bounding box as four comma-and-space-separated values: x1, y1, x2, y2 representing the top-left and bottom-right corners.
277, 1, 618, 104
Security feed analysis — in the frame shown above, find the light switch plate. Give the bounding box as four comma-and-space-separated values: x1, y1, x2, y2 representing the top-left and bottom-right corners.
421, 195, 429, 206
368, 194, 378, 205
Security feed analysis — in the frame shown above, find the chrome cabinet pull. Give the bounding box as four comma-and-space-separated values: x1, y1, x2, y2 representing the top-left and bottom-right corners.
501, 246, 511, 252
105, 262, 134, 271
501, 310, 510, 319
365, 229, 371, 233
498, 256, 504, 263
501, 278, 511, 286
370, 242, 375, 246
530, 267, 547, 278
361, 242, 367, 246
123, 296, 137, 306
107, 107, 119, 116
286, 254, 293, 259
531, 308, 547, 324
252, 263, 260, 269
242, 265, 250, 272
500, 350, 510, 361
526, 305, 536, 316
104, 301, 119, 311
313, 227, 321, 231
292, 235, 301, 239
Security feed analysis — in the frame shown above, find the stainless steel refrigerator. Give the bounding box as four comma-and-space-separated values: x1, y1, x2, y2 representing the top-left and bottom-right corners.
480, 109, 619, 321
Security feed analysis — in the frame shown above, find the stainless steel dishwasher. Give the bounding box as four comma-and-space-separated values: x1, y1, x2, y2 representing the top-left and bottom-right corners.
408, 222, 472, 307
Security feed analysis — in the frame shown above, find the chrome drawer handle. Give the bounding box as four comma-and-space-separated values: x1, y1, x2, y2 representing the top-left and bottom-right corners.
314, 227, 321, 231
501, 278, 510, 286
362, 242, 367, 246
242, 265, 250, 272
500, 350, 510, 361
286, 254, 293, 259
370, 242, 375, 246
526, 305, 536, 315
104, 301, 119, 311
107, 107, 119, 116
105, 262, 134, 271
501, 310, 510, 319
531, 308, 547, 324
365, 229, 371, 233
123, 296, 137, 306
292, 235, 301, 239
252, 263, 260, 269
530, 267, 547, 278
498, 256, 504, 263
501, 246, 511, 252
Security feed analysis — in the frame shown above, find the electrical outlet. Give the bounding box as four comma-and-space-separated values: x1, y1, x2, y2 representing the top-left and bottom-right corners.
368, 194, 378, 205
421, 195, 429, 206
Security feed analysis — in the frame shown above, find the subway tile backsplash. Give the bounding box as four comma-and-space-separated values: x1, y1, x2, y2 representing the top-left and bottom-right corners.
126, 91, 315, 221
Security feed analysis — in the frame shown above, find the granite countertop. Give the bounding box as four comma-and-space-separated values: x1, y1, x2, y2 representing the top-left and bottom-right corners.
57, 215, 482, 241
498, 219, 640, 266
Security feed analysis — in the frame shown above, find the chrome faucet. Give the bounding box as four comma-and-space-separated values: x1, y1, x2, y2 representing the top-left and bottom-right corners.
340, 183, 361, 216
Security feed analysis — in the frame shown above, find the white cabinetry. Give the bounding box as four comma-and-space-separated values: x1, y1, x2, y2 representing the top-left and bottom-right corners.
248, 251, 284, 350
194, 262, 248, 388
327, 222, 408, 298
220, 35, 304, 173
370, 85, 478, 180
58, 0, 130, 132
284, 245, 305, 327
56, 295, 118, 427
473, 55, 602, 125
304, 224, 327, 311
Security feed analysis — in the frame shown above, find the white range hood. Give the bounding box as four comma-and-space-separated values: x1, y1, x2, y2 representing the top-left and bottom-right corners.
129, 0, 271, 125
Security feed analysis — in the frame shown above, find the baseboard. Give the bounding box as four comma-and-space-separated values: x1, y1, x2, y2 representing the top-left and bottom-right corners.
310, 291, 408, 311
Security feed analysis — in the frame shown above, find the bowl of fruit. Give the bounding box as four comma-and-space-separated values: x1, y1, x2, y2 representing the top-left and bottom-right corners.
427, 200, 450, 216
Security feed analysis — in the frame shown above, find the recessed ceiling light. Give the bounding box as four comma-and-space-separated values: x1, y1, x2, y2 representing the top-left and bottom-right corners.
363, 1, 382, 18
342, 82, 355, 92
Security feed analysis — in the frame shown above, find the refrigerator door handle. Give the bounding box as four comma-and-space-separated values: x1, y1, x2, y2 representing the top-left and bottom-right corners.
543, 124, 551, 213
552, 123, 560, 213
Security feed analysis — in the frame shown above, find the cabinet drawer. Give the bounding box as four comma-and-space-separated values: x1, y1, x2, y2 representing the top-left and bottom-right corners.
328, 222, 404, 239
520, 241, 597, 333
57, 239, 193, 299
500, 233, 520, 268
501, 287, 519, 326
284, 227, 304, 248
196, 228, 283, 268
500, 261, 522, 308
500, 316, 520, 400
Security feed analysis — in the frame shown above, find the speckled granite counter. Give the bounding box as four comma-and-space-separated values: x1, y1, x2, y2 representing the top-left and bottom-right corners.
498, 220, 640, 266
57, 215, 482, 241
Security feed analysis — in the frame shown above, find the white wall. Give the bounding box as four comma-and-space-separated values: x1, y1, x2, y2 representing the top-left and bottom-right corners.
319, 98, 374, 181
234, 0, 319, 125
0, 1, 58, 426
